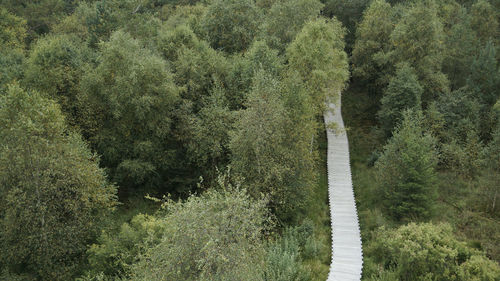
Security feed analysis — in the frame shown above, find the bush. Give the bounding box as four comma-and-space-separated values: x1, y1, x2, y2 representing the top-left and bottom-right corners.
129, 186, 269, 281
264, 227, 311, 281
87, 214, 167, 278
364, 222, 500, 281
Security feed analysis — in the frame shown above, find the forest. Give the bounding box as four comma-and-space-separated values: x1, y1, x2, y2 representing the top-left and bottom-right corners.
0, 0, 498, 280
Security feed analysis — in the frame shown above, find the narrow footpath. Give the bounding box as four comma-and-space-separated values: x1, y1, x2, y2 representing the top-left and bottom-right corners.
324, 100, 363, 281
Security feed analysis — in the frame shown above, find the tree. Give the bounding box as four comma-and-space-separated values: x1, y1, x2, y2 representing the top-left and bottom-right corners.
230, 71, 314, 223
170, 30, 229, 111
80, 31, 180, 194
0, 85, 117, 280
351, 0, 396, 94
201, 0, 261, 53
183, 87, 235, 181
467, 40, 500, 108
441, 4, 477, 90
375, 109, 438, 221
286, 18, 349, 115
156, 23, 201, 62
0, 7, 27, 49
475, 125, 500, 216
470, 0, 499, 45
434, 88, 481, 143
24, 34, 93, 128
225, 40, 284, 109
0, 7, 27, 92
365, 223, 500, 281
129, 185, 269, 281
378, 63, 423, 136
322, 0, 370, 50
390, 0, 449, 103
230, 72, 293, 213
264, 227, 311, 281
0, 0, 69, 41
261, 0, 323, 53
87, 214, 167, 278
467, 40, 500, 139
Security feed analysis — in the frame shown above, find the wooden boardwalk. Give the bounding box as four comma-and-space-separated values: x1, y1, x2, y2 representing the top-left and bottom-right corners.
324, 100, 363, 281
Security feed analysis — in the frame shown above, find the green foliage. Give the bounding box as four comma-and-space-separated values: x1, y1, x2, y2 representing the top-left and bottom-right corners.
351, 0, 396, 93
375, 110, 438, 221
261, 0, 323, 52
433, 88, 483, 178
156, 23, 201, 61
80, 31, 180, 193
287, 18, 349, 114
470, 0, 499, 45
0, 49, 24, 92
322, 0, 370, 49
484, 125, 500, 172
129, 185, 269, 281
378, 62, 423, 135
24, 34, 93, 128
201, 0, 261, 53
243, 40, 284, 78
0, 7, 27, 49
473, 126, 500, 216
230, 72, 309, 223
0, 7, 27, 91
0, 85, 117, 280
72, 1, 119, 47
365, 223, 500, 281
434, 87, 481, 142
183, 88, 235, 177
264, 227, 311, 281
440, 130, 483, 179
0, 0, 68, 40
390, 0, 449, 101
170, 32, 229, 110
224, 40, 284, 109
441, 3, 477, 90
87, 214, 167, 278
467, 40, 500, 108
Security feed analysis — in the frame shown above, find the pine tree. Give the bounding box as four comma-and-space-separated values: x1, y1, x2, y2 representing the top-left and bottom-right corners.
375, 109, 438, 221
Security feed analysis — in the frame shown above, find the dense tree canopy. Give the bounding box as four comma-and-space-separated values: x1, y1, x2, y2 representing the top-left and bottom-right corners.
0, 7, 26, 91
287, 18, 349, 114
0, 85, 117, 280
230, 72, 312, 223
390, 0, 449, 102
351, 0, 395, 93
81, 31, 180, 194
201, 0, 261, 53
0, 0, 499, 279
24, 34, 93, 128
0, 7, 26, 49
262, 0, 323, 52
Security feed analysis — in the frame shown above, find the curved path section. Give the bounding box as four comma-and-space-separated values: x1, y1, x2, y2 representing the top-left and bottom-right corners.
324, 100, 363, 281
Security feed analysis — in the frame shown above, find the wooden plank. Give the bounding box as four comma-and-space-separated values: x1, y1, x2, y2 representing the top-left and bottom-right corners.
325, 100, 363, 281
